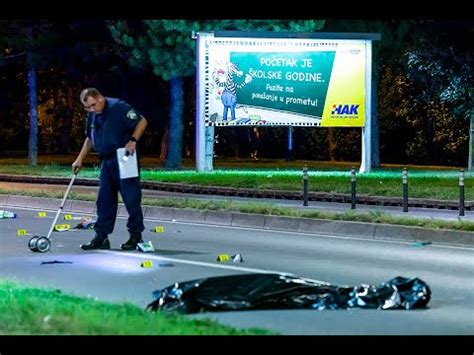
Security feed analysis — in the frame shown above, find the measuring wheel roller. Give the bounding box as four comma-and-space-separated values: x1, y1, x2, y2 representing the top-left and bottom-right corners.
28, 236, 40, 252
35, 237, 51, 253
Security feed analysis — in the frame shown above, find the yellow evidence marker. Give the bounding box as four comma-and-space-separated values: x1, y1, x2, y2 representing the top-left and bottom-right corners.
63, 214, 74, 220
152, 226, 165, 233
54, 224, 71, 232
141, 260, 153, 268
17, 229, 28, 236
216, 254, 230, 262
38, 212, 47, 218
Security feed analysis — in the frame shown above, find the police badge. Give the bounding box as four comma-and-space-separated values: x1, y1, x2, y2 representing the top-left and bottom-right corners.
127, 110, 138, 120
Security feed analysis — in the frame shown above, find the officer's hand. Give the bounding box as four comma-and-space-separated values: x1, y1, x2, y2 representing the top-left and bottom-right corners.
72, 159, 82, 174
125, 141, 137, 156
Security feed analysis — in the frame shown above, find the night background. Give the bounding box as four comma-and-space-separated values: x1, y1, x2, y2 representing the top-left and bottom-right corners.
0, 18, 472, 169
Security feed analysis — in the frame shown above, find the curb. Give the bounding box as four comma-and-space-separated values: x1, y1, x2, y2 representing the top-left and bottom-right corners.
1, 194, 473, 247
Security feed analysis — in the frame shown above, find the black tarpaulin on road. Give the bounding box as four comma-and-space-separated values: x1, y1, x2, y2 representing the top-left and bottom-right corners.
146, 273, 431, 314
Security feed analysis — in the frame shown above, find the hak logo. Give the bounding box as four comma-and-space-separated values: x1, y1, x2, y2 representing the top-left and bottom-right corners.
331, 104, 359, 115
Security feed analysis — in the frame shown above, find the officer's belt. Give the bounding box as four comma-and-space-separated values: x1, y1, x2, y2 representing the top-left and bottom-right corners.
99, 151, 117, 160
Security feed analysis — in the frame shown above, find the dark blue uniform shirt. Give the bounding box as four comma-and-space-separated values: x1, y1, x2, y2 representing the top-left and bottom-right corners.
86, 98, 142, 159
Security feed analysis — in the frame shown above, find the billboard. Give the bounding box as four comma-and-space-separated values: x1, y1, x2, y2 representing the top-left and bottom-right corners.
204, 37, 367, 127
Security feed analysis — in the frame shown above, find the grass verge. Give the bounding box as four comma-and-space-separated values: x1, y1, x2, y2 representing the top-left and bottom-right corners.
0, 280, 274, 335
0, 162, 472, 201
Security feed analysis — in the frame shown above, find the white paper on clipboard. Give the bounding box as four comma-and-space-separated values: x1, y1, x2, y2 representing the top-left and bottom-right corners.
117, 147, 139, 179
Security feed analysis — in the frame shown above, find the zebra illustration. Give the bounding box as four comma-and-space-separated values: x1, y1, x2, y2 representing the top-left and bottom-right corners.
212, 61, 252, 121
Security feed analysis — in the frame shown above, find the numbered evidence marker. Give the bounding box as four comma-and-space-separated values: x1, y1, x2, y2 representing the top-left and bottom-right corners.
54, 224, 71, 232
140, 260, 153, 268
216, 254, 230, 262
152, 226, 165, 233
17, 229, 28, 236
38, 211, 47, 218
63, 214, 74, 220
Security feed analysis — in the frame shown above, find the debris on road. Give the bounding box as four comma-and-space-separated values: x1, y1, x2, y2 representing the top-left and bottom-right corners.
231, 253, 244, 263
0, 210, 17, 219
137, 241, 155, 252
73, 217, 96, 230
411, 241, 432, 247
41, 260, 73, 265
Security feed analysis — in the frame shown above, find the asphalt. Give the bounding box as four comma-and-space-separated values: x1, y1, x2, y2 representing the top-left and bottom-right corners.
1, 205, 473, 335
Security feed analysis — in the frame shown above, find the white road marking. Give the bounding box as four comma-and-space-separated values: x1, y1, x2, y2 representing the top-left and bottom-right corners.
98, 250, 334, 285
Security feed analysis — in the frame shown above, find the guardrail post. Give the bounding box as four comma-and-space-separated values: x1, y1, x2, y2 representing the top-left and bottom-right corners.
351, 167, 356, 209
459, 169, 465, 216
303, 165, 308, 207
402, 167, 408, 212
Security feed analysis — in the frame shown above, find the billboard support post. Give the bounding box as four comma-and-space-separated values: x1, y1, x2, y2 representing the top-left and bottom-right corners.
196, 32, 213, 171
360, 40, 372, 173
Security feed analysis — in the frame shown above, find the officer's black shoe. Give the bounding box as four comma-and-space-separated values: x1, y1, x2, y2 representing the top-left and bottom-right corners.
121, 232, 143, 251
81, 233, 110, 250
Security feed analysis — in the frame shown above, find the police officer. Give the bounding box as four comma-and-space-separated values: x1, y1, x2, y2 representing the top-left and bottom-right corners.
72, 88, 148, 251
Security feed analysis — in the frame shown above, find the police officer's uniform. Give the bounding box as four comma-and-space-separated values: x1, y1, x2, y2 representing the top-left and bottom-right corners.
86, 97, 145, 238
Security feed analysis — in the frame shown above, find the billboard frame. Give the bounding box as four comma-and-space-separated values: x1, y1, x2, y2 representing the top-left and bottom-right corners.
195, 31, 381, 173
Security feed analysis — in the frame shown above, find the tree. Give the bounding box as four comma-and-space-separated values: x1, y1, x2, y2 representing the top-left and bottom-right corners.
405, 20, 473, 170
1, 20, 148, 158
0, 20, 59, 165
54, 20, 127, 153
108, 19, 325, 169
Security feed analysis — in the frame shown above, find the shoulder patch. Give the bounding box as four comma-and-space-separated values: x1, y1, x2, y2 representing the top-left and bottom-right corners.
127, 109, 138, 120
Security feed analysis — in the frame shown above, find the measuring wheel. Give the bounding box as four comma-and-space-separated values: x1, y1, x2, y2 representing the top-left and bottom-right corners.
35, 237, 51, 253
26, 172, 78, 253
28, 236, 40, 252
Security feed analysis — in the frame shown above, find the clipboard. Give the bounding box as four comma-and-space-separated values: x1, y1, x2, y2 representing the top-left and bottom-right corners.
117, 147, 139, 179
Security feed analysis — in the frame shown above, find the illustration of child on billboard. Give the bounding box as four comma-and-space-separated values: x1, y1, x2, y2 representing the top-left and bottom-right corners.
212, 60, 252, 122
